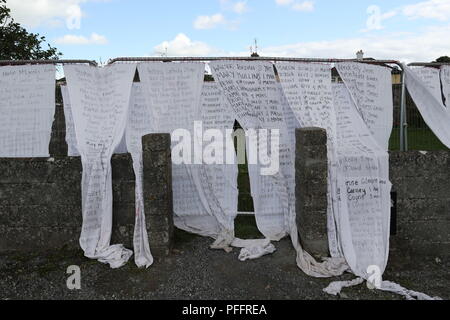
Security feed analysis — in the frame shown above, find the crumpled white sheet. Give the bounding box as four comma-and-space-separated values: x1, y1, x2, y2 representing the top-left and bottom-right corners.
324, 277, 442, 300
236, 239, 277, 261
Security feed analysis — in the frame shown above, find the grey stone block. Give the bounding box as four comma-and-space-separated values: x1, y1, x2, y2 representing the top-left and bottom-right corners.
295, 128, 329, 258
143, 133, 174, 258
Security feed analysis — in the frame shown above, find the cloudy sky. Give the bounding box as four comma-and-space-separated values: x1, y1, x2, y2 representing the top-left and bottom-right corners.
6, 0, 450, 63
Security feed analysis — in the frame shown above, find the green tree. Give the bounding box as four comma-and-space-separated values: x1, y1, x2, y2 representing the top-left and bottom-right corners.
435, 56, 450, 63
0, 0, 61, 60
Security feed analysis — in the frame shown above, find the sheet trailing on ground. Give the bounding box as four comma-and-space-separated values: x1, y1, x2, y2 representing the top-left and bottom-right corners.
125, 83, 155, 268
64, 64, 136, 268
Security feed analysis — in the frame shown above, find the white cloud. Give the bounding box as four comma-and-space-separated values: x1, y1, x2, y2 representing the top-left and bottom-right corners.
220, 0, 248, 14
153, 33, 226, 56
292, 1, 315, 12
275, 0, 294, 6
403, 0, 450, 21
233, 2, 248, 14
260, 25, 450, 63
154, 25, 450, 62
6, 0, 108, 29
275, 0, 315, 12
55, 33, 108, 45
193, 13, 239, 30
194, 14, 226, 29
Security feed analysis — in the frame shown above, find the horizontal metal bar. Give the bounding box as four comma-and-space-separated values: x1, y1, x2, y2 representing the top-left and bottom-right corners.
108, 56, 401, 66
0, 59, 98, 67
238, 212, 255, 216
408, 62, 450, 67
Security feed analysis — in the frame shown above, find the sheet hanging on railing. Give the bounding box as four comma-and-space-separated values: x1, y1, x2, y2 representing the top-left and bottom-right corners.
137, 62, 225, 239
276, 62, 349, 277
198, 81, 239, 248
125, 83, 155, 268
404, 65, 450, 148
277, 62, 436, 299
332, 83, 391, 278
0, 65, 55, 158
210, 61, 291, 242
336, 63, 393, 150
61, 85, 128, 157
61, 86, 78, 157
329, 82, 438, 299
211, 61, 343, 272
411, 67, 443, 105
441, 66, 450, 108
64, 64, 136, 268
278, 62, 391, 278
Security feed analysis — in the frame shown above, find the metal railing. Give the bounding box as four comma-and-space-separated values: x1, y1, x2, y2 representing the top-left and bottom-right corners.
108, 56, 401, 66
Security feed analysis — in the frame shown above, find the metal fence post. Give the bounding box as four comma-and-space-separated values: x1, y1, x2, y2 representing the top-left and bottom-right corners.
400, 70, 408, 151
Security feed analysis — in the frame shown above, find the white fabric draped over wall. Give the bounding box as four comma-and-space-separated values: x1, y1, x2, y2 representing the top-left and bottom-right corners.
211, 61, 350, 276
411, 67, 443, 105
277, 62, 396, 285
441, 66, 450, 108
332, 83, 391, 278
61, 86, 79, 157
276, 62, 437, 299
335, 63, 393, 150
276, 62, 341, 259
61, 85, 128, 157
0, 65, 56, 158
125, 83, 155, 268
197, 81, 239, 248
276, 62, 351, 277
64, 64, 136, 268
137, 62, 274, 255
404, 65, 450, 149
209, 61, 291, 242
137, 62, 226, 240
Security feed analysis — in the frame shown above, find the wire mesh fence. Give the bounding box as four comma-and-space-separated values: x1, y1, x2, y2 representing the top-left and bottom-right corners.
404, 88, 448, 151
390, 84, 447, 151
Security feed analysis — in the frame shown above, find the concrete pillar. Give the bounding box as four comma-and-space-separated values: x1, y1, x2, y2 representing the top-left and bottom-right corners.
295, 128, 329, 257
142, 134, 174, 257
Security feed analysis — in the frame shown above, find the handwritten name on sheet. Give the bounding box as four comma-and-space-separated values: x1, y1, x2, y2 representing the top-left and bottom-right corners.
336, 63, 393, 150
0, 65, 55, 157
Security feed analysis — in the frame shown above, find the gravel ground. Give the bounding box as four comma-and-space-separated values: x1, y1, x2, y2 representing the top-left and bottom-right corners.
0, 229, 448, 300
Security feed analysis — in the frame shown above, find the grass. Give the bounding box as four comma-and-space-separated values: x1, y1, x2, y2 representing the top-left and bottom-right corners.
389, 128, 448, 151
234, 215, 265, 239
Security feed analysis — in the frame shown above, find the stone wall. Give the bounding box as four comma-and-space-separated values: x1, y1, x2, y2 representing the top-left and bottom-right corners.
0, 134, 174, 259
390, 151, 450, 257
295, 128, 450, 259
